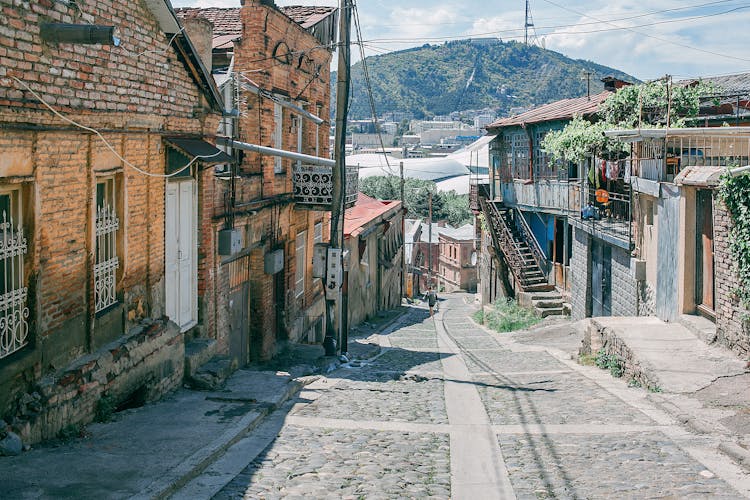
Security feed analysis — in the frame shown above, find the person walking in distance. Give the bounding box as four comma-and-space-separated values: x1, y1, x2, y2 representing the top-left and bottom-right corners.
427, 288, 437, 316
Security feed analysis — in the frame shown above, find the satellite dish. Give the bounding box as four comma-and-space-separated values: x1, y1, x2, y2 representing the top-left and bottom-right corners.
470, 251, 477, 266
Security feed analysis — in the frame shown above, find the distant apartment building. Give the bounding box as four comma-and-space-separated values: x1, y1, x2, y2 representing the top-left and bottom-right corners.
474, 114, 497, 129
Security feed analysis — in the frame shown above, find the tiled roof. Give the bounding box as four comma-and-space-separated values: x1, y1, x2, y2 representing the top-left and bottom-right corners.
486, 91, 611, 130
175, 8, 241, 36
175, 6, 336, 36
280, 6, 337, 29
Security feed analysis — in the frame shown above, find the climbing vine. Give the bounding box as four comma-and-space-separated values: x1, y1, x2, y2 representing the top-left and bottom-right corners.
718, 172, 750, 308
541, 80, 717, 163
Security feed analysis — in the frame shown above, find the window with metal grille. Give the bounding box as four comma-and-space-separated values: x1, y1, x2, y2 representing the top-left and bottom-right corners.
0, 188, 29, 360
295, 231, 306, 298
314, 221, 323, 243
95, 178, 119, 313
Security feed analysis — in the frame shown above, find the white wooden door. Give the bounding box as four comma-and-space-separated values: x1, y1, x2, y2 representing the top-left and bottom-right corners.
165, 180, 197, 331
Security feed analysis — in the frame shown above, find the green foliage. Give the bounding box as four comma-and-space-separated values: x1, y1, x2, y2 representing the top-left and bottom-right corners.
95, 394, 116, 423
472, 309, 484, 324
718, 172, 750, 308
358, 176, 472, 226
542, 80, 716, 163
600, 80, 716, 128
541, 116, 628, 163
594, 348, 623, 378
481, 299, 542, 333
337, 40, 636, 119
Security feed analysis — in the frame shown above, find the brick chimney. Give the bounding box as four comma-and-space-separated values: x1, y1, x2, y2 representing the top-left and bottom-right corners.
179, 16, 213, 71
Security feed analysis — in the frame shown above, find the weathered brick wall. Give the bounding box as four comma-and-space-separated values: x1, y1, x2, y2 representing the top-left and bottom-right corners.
0, 0, 220, 443
714, 201, 750, 356
0, 0, 205, 121
610, 245, 638, 316
570, 227, 591, 320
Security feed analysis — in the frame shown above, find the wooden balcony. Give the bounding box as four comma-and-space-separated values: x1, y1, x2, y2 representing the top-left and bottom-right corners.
500, 179, 577, 213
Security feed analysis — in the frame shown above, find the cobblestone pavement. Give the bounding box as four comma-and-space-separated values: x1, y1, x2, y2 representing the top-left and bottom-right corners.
178, 294, 750, 499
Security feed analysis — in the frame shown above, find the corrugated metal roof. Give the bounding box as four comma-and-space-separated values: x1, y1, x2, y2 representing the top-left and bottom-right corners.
486, 91, 611, 130
673, 166, 726, 187
680, 72, 750, 94
439, 224, 475, 241
344, 193, 401, 236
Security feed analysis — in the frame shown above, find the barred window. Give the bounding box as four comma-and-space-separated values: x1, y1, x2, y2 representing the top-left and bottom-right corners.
0, 187, 29, 360
274, 102, 284, 173
95, 178, 119, 314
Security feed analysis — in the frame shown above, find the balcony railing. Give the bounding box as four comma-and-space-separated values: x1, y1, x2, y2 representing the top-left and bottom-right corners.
293, 164, 359, 210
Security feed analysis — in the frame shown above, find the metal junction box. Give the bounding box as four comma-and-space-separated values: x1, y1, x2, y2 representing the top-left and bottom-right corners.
325, 248, 342, 300
264, 248, 284, 275
218, 228, 242, 256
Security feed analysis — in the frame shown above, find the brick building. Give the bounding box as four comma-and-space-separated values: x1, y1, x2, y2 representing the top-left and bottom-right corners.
438, 224, 478, 293
0, 0, 224, 444
342, 194, 403, 328
177, 3, 342, 362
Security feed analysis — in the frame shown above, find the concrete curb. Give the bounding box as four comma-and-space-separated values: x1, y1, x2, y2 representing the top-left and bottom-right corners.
719, 442, 750, 472
137, 378, 303, 499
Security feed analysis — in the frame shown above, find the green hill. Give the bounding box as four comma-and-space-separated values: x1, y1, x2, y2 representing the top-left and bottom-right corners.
338, 39, 638, 120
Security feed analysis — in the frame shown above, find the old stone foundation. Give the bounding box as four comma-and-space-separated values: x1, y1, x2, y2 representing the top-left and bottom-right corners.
6, 319, 183, 446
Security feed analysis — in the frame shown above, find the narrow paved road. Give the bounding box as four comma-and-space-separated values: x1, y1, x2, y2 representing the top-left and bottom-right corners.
175, 293, 750, 499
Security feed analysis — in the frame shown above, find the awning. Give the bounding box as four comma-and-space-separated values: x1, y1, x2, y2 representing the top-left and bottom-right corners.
673, 166, 726, 187
164, 137, 235, 165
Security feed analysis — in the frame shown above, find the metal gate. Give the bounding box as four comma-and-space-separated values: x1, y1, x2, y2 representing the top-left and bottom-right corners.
656, 186, 680, 321
591, 239, 612, 317
226, 254, 251, 367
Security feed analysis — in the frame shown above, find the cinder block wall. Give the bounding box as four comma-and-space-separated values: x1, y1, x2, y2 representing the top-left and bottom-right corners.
570, 228, 591, 319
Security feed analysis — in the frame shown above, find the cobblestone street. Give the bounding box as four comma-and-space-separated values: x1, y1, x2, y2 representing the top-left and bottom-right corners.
175, 294, 750, 499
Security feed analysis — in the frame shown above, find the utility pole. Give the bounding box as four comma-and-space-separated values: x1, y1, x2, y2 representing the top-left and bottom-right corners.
665, 74, 672, 129
583, 70, 592, 101
323, 0, 352, 356
427, 191, 433, 290
400, 161, 405, 300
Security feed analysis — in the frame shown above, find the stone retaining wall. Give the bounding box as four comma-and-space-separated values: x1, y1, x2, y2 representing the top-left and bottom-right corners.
6, 319, 183, 446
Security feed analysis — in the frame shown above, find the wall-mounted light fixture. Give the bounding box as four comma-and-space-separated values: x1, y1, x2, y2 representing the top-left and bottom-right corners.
40, 23, 120, 46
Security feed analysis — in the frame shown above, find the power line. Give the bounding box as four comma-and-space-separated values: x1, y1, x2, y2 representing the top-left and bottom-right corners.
352, 1, 398, 177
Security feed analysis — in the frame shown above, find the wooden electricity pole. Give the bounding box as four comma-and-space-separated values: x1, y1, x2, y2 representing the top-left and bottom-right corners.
323, 0, 352, 356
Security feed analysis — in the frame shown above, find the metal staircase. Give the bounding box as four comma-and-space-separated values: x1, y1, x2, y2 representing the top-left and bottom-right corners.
480, 198, 554, 292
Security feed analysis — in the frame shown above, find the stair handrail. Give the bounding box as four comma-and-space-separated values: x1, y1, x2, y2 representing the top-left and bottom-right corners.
479, 199, 534, 287
510, 208, 548, 276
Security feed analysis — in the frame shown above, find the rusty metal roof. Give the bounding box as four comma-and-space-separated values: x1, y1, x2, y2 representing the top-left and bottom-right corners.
343, 193, 401, 237
486, 91, 611, 131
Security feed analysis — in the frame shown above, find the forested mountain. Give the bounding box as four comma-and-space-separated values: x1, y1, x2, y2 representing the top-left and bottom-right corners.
338, 39, 638, 120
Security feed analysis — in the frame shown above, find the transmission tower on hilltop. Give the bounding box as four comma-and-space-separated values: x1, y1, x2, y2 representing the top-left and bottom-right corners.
524, 0, 540, 47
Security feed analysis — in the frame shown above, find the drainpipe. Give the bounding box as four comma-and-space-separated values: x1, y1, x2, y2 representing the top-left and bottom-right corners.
729, 165, 750, 176
215, 138, 334, 167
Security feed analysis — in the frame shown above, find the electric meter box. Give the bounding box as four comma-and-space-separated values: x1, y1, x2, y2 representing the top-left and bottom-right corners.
218, 228, 242, 256
325, 248, 342, 300
312, 243, 328, 278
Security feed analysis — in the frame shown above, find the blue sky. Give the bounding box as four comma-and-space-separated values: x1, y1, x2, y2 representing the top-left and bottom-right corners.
171, 0, 750, 80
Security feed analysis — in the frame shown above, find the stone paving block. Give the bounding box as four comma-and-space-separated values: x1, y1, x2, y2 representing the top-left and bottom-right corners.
365, 349, 445, 374
214, 426, 450, 500
292, 377, 448, 424
498, 431, 741, 499
463, 349, 569, 374
476, 371, 655, 426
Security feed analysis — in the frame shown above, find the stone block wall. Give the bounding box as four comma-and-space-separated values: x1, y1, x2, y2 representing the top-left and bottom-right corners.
713, 201, 750, 356
610, 245, 638, 316
570, 228, 591, 320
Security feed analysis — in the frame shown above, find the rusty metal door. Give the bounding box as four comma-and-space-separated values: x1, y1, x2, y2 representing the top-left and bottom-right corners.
226, 255, 251, 367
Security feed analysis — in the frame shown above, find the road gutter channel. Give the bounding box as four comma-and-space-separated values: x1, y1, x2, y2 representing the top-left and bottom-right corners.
433, 311, 517, 500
